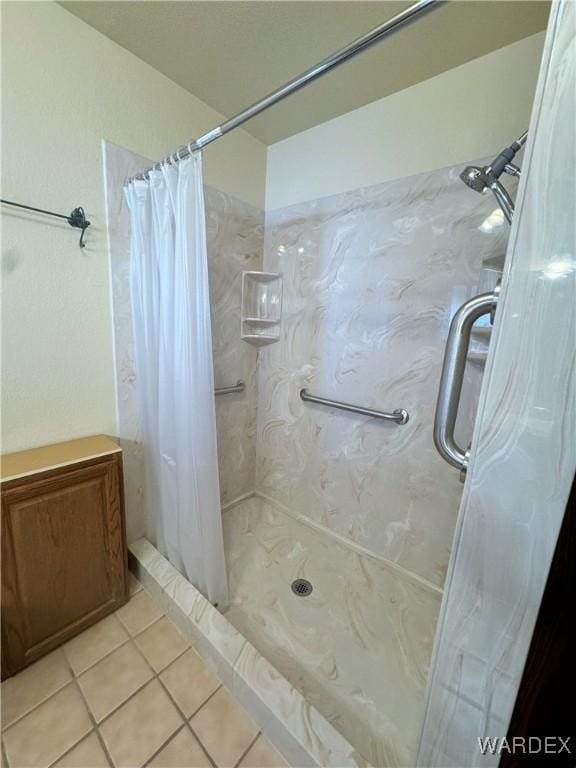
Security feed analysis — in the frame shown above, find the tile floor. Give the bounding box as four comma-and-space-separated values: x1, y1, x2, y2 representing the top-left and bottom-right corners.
1, 575, 288, 768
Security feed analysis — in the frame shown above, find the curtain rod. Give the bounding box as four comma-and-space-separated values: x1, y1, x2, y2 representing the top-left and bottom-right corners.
129, 0, 443, 184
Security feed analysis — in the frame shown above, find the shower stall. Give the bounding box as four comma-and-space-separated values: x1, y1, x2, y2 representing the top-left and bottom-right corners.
212, 154, 508, 767
104, 1, 575, 765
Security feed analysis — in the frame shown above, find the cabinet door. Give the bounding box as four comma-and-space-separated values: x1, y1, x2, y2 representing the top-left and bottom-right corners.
1, 455, 127, 677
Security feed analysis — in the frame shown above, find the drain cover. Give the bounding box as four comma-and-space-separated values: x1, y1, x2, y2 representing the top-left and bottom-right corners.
291, 578, 313, 597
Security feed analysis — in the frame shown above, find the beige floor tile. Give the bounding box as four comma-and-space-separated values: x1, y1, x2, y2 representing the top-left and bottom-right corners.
1, 649, 72, 728
63, 615, 129, 676
99, 679, 182, 767
134, 617, 189, 673
53, 732, 110, 767
78, 642, 153, 722
116, 590, 163, 636
148, 727, 212, 768
128, 572, 143, 597
3, 683, 92, 768
160, 649, 220, 718
190, 687, 258, 768
237, 736, 288, 768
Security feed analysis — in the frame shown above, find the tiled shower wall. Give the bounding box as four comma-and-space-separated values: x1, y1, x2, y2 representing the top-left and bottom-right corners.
256, 164, 510, 588
107, 140, 510, 590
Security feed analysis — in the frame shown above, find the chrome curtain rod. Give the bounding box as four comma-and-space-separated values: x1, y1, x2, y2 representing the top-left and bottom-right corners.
129, 0, 442, 183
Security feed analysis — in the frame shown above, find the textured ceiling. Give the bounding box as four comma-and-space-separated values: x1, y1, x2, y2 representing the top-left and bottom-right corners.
60, 1, 550, 145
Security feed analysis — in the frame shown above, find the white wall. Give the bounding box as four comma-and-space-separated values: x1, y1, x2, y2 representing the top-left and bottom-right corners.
266, 32, 545, 210
1, 1, 267, 453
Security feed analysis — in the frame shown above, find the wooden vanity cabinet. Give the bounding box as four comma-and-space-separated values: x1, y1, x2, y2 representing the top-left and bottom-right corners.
1, 436, 128, 679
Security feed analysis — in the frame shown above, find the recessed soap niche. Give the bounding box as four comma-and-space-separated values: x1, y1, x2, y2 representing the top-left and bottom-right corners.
241, 271, 283, 346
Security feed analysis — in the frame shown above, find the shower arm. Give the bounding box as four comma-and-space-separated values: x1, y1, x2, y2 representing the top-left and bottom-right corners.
489, 180, 515, 225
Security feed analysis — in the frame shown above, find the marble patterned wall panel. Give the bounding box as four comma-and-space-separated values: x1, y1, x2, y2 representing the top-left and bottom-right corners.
204, 187, 264, 506
104, 141, 263, 541
257, 163, 511, 588
418, 1, 575, 763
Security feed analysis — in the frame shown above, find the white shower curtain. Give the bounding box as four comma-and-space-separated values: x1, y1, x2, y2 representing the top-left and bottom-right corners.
125, 153, 228, 607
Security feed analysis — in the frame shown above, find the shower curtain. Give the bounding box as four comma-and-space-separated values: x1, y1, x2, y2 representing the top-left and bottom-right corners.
125, 153, 228, 608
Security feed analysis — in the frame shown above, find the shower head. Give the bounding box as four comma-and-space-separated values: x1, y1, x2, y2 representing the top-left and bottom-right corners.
459, 131, 527, 193
460, 165, 492, 194
459, 130, 527, 224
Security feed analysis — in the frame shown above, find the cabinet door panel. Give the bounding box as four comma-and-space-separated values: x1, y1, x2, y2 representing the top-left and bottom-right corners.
1, 456, 127, 676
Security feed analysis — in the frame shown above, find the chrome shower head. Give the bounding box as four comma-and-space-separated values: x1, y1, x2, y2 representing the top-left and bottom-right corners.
459, 130, 528, 224
460, 165, 491, 194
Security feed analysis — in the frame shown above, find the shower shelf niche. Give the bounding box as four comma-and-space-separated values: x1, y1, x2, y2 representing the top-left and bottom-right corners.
241, 271, 283, 346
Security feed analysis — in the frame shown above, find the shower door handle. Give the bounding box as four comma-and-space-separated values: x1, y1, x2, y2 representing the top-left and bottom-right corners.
434, 286, 499, 481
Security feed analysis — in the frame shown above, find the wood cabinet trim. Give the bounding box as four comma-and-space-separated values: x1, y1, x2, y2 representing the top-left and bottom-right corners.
1, 435, 121, 484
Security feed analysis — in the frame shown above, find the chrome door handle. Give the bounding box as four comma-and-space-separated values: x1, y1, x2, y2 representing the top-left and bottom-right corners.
434, 287, 499, 480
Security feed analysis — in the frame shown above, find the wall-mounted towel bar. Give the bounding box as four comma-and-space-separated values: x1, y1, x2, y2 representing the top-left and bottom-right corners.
1, 198, 91, 248
215, 380, 245, 396
300, 389, 409, 425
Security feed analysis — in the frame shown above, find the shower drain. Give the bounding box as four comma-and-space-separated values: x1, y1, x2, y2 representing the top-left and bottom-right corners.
291, 578, 313, 597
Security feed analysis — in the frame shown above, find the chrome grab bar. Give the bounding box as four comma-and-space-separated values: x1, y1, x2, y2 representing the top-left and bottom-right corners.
434, 287, 499, 479
215, 380, 245, 396
300, 388, 409, 425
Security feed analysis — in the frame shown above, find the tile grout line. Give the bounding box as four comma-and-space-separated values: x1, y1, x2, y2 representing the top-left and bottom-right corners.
1, 634, 134, 734
128, 580, 271, 766
4, 587, 255, 768
71, 636, 175, 733
1, 737, 11, 768
73, 606, 166, 678
0, 659, 73, 732
113, 629, 222, 767
115, 606, 166, 640
67, 634, 131, 678
60, 649, 115, 768
132, 637, 222, 768
36, 631, 198, 744
55, 610, 190, 767
2, 611, 169, 765
140, 722, 190, 768
136, 650, 220, 767
233, 730, 261, 768
184, 682, 222, 721
186, 720, 219, 768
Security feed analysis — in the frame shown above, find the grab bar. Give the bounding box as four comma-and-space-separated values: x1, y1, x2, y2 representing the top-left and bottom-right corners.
215, 380, 245, 396
300, 389, 409, 425
434, 286, 499, 480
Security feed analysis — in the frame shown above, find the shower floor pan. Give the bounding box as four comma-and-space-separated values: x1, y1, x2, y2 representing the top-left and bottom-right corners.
223, 495, 442, 768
